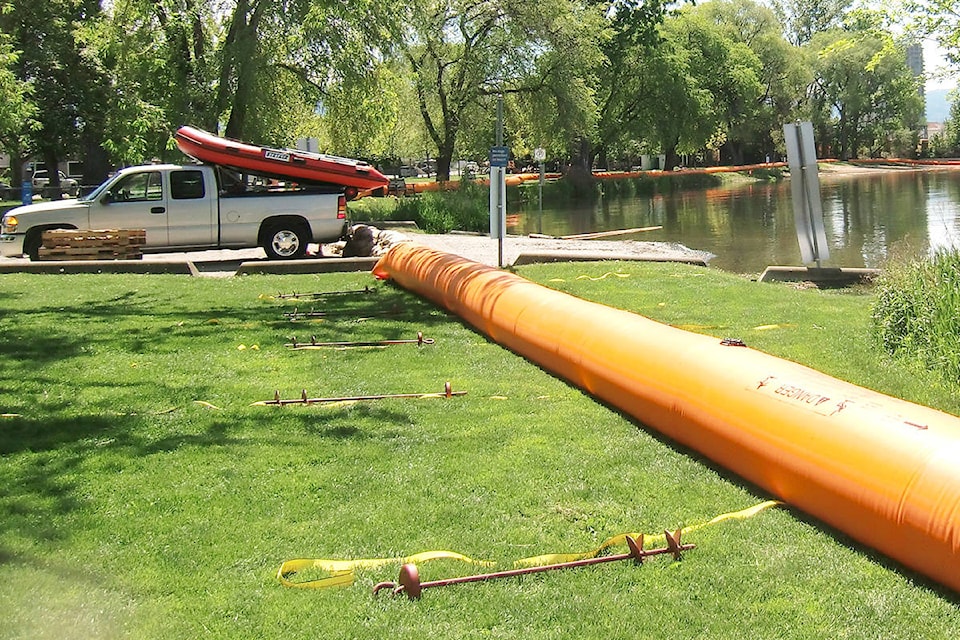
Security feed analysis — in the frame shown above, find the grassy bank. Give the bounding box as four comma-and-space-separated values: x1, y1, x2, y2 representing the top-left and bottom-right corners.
1, 264, 958, 638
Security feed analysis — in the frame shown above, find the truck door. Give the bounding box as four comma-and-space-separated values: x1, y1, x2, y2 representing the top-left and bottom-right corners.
166, 169, 215, 246
90, 170, 169, 245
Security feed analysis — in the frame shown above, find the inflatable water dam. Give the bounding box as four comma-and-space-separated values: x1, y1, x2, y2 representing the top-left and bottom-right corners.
372, 242, 960, 593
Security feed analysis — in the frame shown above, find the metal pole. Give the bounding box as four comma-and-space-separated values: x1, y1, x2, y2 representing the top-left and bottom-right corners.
496, 96, 505, 268
538, 161, 544, 235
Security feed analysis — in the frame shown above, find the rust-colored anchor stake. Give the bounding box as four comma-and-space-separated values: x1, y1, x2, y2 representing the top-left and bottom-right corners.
286, 332, 434, 349
373, 530, 694, 600
258, 382, 463, 406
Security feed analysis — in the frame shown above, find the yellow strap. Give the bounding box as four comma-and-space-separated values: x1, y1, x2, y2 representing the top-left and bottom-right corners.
277, 500, 781, 589
278, 550, 495, 589
514, 499, 781, 567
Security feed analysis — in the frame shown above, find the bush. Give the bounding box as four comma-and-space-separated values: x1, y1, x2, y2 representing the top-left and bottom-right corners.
347, 181, 490, 233
873, 250, 960, 382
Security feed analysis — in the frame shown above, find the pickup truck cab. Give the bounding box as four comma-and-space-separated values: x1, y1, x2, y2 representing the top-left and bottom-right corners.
1, 164, 348, 260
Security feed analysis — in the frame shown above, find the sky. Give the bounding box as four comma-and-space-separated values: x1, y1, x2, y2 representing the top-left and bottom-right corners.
924, 40, 957, 92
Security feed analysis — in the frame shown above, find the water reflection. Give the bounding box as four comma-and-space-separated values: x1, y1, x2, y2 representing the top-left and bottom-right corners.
510, 170, 960, 273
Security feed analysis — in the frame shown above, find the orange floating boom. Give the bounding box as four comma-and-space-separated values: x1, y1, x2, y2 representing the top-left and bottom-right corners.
372, 242, 960, 593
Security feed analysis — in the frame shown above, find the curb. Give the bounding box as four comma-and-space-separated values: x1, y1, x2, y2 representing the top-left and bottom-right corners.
0, 260, 199, 275
235, 257, 379, 275
758, 266, 880, 286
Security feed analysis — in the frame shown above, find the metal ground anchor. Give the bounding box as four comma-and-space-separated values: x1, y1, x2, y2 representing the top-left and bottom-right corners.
284, 306, 402, 321
373, 530, 694, 600
275, 286, 376, 300
286, 332, 434, 349
259, 381, 463, 406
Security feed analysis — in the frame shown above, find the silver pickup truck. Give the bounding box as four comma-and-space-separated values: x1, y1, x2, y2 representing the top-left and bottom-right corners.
0, 163, 348, 260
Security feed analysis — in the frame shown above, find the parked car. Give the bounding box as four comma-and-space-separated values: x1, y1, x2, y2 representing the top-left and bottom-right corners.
0, 182, 10, 200
32, 170, 79, 197
398, 165, 423, 178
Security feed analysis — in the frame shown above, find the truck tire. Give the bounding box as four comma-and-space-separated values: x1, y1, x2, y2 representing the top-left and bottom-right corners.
24, 230, 43, 261
262, 221, 309, 260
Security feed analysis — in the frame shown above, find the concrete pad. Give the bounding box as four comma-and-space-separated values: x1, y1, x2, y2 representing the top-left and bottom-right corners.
0, 260, 199, 275
512, 251, 709, 267
235, 257, 379, 275
758, 266, 880, 286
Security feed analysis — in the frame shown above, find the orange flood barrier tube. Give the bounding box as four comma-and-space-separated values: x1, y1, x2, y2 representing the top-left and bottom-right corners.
372, 242, 960, 593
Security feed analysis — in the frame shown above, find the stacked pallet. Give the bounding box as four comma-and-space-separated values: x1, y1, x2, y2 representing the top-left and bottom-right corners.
39, 229, 147, 261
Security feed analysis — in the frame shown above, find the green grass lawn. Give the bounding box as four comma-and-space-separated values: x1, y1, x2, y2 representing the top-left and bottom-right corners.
1, 263, 958, 639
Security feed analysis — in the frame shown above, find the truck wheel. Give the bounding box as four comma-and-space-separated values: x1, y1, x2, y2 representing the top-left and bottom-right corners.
23, 230, 43, 261
262, 222, 309, 260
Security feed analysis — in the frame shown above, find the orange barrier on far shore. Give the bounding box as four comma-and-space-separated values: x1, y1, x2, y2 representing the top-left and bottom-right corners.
373, 243, 960, 593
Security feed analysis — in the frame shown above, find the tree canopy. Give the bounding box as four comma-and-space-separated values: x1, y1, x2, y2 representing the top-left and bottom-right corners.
0, 0, 944, 181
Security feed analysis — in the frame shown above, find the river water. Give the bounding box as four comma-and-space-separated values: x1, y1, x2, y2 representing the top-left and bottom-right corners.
510, 169, 960, 274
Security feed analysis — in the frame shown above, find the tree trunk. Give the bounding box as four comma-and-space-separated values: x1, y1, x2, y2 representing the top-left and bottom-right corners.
42, 150, 61, 199
663, 142, 681, 171
436, 138, 454, 182
82, 134, 111, 190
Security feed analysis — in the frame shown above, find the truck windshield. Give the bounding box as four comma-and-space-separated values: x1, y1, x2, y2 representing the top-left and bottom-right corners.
79, 178, 112, 202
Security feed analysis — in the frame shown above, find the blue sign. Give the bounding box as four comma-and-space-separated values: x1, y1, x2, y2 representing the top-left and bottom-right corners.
21, 180, 32, 205
489, 146, 509, 168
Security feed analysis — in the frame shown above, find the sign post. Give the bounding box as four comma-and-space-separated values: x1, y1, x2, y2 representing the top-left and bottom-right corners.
783, 121, 829, 267
534, 147, 546, 235
489, 96, 507, 267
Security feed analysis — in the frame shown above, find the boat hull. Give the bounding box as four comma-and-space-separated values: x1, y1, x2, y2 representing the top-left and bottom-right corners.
174, 126, 389, 190
372, 242, 960, 594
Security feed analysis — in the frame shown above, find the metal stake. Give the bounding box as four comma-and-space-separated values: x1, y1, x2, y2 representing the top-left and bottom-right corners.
373, 530, 694, 599
286, 332, 434, 349
274, 286, 376, 300
256, 382, 464, 406
283, 306, 402, 320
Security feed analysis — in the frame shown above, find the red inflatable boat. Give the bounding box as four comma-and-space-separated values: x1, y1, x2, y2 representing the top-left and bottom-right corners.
174, 126, 389, 191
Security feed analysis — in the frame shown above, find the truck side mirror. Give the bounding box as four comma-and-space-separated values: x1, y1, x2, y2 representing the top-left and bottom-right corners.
102, 192, 114, 204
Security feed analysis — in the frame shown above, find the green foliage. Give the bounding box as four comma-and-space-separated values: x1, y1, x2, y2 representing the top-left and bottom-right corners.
0, 0, 109, 171
873, 249, 960, 384
0, 35, 36, 154
771, 0, 853, 46
350, 181, 489, 233
907, 0, 960, 68
930, 92, 960, 157
807, 24, 924, 160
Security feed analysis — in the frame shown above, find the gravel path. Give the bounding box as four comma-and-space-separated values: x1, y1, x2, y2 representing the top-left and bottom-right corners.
382, 231, 714, 267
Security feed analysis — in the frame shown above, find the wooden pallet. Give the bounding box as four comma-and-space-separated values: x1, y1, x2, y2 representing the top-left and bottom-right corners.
38, 247, 144, 261
39, 229, 146, 261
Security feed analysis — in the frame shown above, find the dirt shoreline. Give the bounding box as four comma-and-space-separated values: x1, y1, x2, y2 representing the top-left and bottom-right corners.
400, 231, 713, 268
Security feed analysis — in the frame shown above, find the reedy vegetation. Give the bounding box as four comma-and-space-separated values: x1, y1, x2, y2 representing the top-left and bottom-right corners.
873, 249, 960, 384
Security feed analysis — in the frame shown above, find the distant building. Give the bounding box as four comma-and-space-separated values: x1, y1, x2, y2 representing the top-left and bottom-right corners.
906, 43, 925, 102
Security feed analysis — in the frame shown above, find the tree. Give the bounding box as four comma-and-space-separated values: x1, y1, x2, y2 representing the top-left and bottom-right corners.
617, 11, 764, 170
907, 0, 960, 69
1, 0, 109, 193
402, 0, 604, 181
807, 21, 924, 159
931, 92, 960, 156
571, 0, 673, 176
0, 35, 37, 187
691, 0, 810, 163
770, 0, 854, 46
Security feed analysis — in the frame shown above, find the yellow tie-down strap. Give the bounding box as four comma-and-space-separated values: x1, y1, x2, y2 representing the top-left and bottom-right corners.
277, 500, 781, 589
